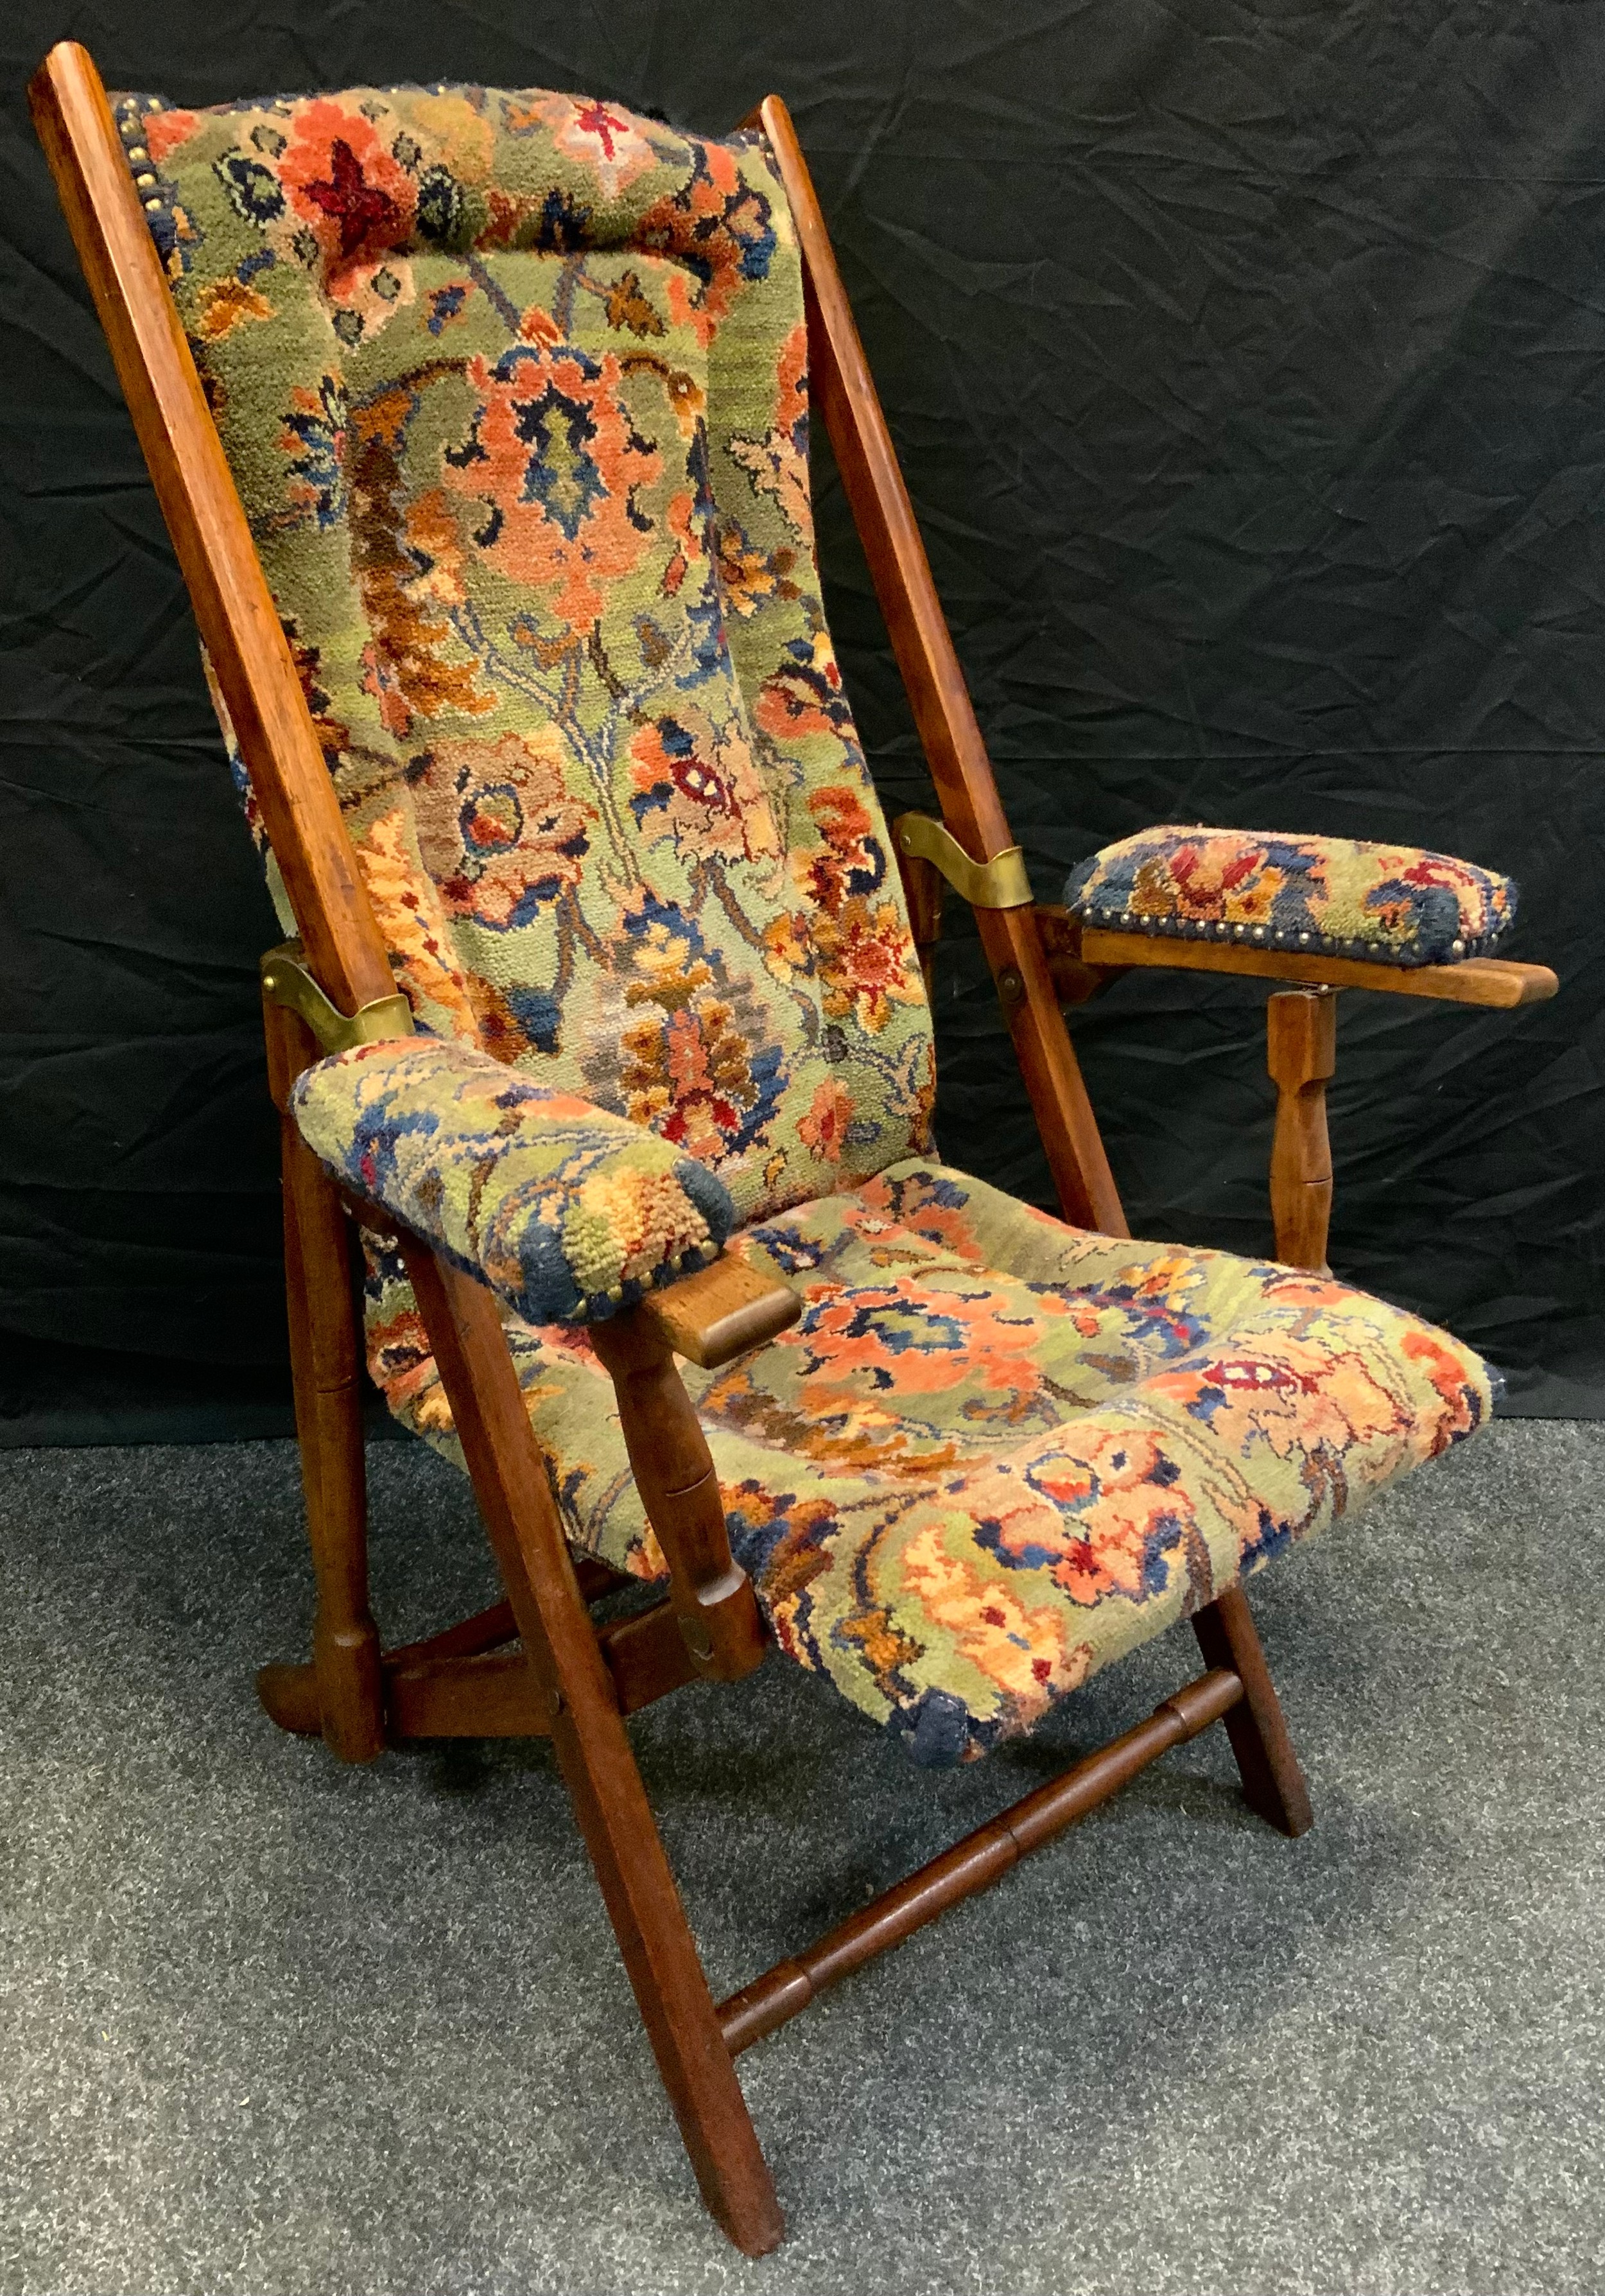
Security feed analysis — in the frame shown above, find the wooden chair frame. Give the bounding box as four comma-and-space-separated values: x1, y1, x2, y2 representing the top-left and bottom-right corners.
31, 46, 1554, 2252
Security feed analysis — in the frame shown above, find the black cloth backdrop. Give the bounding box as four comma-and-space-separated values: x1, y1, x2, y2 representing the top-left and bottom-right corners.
1, 0, 1601, 1440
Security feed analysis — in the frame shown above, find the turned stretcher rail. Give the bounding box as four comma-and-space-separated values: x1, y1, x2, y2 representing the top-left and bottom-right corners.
717, 1664, 1244, 2054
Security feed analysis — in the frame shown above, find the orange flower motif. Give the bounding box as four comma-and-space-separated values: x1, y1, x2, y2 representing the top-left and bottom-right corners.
518, 304, 564, 349
898, 1518, 1091, 1714
1150, 1333, 1407, 1479
851, 1169, 987, 1263
798, 783, 880, 909
349, 399, 496, 733
621, 997, 752, 1163
797, 1077, 855, 1167
364, 1288, 454, 1434
444, 341, 661, 634
714, 521, 799, 617
815, 898, 923, 1034
760, 909, 811, 983
143, 109, 202, 165
968, 1423, 1201, 1610
729, 320, 812, 537
354, 805, 478, 1039
796, 1278, 1050, 1406
756, 656, 852, 747
1401, 1326, 1486, 1447
1134, 840, 1285, 928
196, 276, 272, 340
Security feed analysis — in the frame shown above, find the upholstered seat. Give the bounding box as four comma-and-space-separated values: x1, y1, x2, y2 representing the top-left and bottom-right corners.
1064, 824, 1516, 966
356, 1152, 1489, 1763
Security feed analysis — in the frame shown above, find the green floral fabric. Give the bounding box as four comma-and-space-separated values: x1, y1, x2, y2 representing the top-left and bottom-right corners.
1065, 824, 1516, 966
291, 1036, 731, 1324
364, 1156, 1491, 1764
117, 82, 934, 1219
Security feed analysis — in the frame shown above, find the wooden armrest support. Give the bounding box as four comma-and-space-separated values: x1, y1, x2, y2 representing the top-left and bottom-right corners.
1033, 903, 1125, 1006
1075, 924, 1557, 1008
588, 1299, 770, 1683
638, 1252, 801, 1370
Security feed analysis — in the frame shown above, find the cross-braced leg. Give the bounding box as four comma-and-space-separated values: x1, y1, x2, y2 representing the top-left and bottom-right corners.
1192, 1584, 1314, 1836
403, 1243, 784, 2257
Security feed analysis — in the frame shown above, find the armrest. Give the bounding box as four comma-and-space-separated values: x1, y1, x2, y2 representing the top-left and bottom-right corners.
1058, 824, 1557, 1006
636, 1250, 801, 1368
290, 1035, 738, 1328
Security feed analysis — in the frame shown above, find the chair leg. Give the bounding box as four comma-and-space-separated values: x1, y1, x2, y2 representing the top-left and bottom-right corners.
1191, 1585, 1314, 1837
279, 1111, 385, 1763
403, 1242, 785, 2258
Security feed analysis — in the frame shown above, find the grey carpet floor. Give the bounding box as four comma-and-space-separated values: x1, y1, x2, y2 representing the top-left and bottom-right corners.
1, 1420, 1601, 2296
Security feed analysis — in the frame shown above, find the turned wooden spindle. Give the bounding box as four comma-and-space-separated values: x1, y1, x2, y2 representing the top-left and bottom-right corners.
1265, 986, 1337, 1273
587, 1308, 769, 1682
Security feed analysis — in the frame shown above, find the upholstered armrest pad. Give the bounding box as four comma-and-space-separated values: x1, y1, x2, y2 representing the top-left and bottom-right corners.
290, 1037, 734, 1326
1064, 824, 1516, 966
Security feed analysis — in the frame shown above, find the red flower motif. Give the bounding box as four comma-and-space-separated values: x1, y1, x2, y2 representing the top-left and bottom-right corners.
275, 100, 415, 291
571, 100, 630, 159
301, 137, 400, 261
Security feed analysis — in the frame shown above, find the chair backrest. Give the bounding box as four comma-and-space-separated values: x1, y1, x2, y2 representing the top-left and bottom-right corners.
111, 81, 935, 1223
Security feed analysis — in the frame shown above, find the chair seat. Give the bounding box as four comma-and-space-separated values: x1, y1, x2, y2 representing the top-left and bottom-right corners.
367, 1160, 1490, 1764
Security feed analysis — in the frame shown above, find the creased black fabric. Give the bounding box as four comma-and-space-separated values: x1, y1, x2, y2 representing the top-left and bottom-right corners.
1, 0, 1600, 1437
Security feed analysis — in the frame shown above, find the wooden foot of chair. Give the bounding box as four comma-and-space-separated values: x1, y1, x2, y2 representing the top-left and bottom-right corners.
1191, 1585, 1314, 1836
405, 1243, 785, 2257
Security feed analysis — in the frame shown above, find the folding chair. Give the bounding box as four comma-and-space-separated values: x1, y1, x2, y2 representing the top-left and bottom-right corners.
32, 43, 1556, 2252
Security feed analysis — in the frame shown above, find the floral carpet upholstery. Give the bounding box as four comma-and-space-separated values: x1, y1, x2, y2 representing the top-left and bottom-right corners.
122, 81, 1494, 1764
291, 1035, 731, 1325
1065, 825, 1516, 966
115, 81, 933, 1222
365, 1158, 1491, 1764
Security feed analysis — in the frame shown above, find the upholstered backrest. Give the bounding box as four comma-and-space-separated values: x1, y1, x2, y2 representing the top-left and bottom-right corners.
116, 83, 934, 1222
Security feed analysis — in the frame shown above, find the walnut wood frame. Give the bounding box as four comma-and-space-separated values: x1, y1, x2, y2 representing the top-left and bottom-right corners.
33, 45, 1523, 2252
